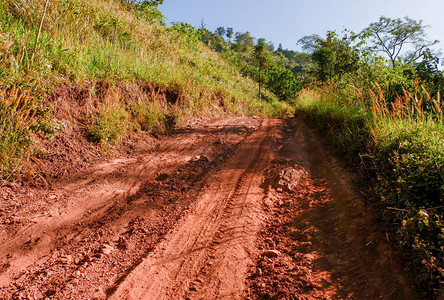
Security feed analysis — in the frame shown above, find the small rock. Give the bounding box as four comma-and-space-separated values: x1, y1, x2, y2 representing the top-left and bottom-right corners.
277, 165, 308, 191
49, 195, 57, 200
191, 155, 201, 162
100, 244, 113, 255
262, 250, 281, 258
276, 187, 283, 193
58, 255, 72, 265
199, 155, 209, 162
71, 278, 80, 286
264, 238, 275, 248
117, 237, 127, 250
82, 254, 91, 262
73, 256, 81, 265
256, 268, 263, 276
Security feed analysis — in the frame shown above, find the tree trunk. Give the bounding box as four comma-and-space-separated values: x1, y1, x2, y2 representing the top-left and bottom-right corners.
258, 65, 262, 102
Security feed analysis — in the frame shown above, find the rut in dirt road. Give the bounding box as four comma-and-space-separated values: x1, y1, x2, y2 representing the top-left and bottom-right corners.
110, 119, 282, 299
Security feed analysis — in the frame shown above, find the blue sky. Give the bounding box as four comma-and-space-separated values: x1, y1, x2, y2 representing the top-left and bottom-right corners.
159, 0, 444, 51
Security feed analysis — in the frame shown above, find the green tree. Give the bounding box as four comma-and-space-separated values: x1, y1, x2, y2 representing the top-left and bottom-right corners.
363, 16, 439, 68
126, 0, 163, 7
197, 28, 213, 46
415, 49, 444, 96
297, 34, 322, 53
234, 31, 254, 52
301, 31, 361, 83
139, 0, 163, 7
265, 65, 301, 101
226, 27, 234, 43
253, 38, 271, 101
215, 27, 225, 37
127, 0, 165, 23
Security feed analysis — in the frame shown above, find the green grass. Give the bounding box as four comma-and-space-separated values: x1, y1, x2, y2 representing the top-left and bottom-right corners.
297, 88, 444, 298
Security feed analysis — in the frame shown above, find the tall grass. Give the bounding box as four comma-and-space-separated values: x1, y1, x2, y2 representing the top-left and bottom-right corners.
0, 87, 36, 180
297, 85, 444, 298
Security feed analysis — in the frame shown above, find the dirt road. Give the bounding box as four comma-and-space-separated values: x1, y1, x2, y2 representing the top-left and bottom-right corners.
0, 117, 415, 299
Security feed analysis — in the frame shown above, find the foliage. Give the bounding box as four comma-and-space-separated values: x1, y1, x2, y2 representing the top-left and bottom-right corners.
234, 31, 254, 52
265, 65, 301, 101
300, 31, 361, 83
363, 16, 439, 67
225, 27, 233, 42
297, 13, 444, 299
414, 49, 444, 96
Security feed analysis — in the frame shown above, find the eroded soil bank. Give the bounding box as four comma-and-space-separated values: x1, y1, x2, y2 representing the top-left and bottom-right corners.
0, 117, 415, 299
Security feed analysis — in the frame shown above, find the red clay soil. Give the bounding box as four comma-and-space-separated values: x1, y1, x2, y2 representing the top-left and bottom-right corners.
0, 117, 416, 299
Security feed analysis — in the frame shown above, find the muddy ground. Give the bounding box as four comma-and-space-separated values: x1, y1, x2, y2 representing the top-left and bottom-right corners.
0, 117, 416, 299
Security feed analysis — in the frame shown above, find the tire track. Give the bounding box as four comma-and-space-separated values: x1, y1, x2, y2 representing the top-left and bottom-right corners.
111, 119, 282, 300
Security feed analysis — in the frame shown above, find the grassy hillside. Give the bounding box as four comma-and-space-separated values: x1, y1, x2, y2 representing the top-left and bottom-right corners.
0, 0, 291, 180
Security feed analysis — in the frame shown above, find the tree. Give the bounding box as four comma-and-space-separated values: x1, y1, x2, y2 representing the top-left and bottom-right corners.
139, 0, 163, 7
129, 0, 165, 23
363, 16, 439, 68
414, 49, 444, 96
297, 34, 322, 53
199, 18, 206, 30
197, 28, 212, 45
234, 31, 254, 52
253, 38, 271, 101
125, 0, 163, 7
301, 31, 361, 83
265, 65, 301, 101
215, 27, 225, 37
226, 28, 234, 43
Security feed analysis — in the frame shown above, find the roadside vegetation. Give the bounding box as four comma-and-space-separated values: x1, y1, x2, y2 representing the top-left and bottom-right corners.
0, 0, 296, 181
297, 17, 443, 298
